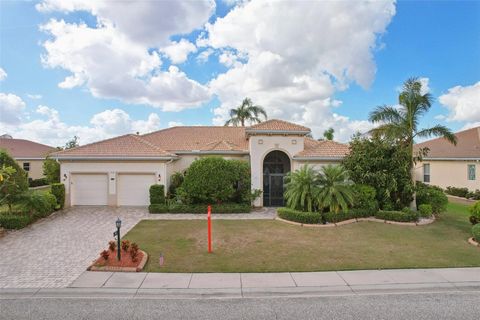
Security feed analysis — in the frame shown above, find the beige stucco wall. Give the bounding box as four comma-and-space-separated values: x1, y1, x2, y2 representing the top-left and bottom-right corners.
292, 160, 341, 172
16, 159, 45, 180
414, 160, 480, 191
60, 160, 167, 207
249, 135, 305, 206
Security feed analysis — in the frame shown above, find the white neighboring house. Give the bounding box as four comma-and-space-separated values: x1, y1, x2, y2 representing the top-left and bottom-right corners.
52, 119, 348, 207
414, 126, 480, 191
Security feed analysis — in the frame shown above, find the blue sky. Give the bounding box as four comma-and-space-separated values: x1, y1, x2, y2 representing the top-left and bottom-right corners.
0, 0, 479, 146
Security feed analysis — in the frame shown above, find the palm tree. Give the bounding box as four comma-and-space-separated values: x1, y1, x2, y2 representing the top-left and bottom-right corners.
284, 165, 320, 212
316, 165, 354, 214
369, 77, 457, 209
224, 98, 267, 126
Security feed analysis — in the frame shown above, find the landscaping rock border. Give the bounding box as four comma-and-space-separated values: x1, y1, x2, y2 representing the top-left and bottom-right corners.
275, 216, 435, 228
468, 237, 480, 247
88, 250, 149, 272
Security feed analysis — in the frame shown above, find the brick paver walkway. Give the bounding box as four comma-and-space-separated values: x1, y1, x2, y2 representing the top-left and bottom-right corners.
0, 207, 147, 288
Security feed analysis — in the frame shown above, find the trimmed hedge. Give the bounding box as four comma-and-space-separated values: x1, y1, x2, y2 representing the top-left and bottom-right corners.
416, 182, 448, 214
472, 224, 480, 242
277, 208, 322, 224
28, 178, 48, 187
149, 203, 251, 214
375, 210, 419, 222
445, 186, 469, 198
0, 215, 33, 230
418, 204, 433, 218
51, 183, 65, 209
149, 184, 165, 205
322, 208, 372, 223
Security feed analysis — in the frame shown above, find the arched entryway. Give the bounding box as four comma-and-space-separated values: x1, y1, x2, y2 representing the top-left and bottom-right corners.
263, 150, 291, 206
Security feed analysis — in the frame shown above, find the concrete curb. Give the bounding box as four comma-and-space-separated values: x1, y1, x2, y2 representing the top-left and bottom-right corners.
275, 216, 435, 228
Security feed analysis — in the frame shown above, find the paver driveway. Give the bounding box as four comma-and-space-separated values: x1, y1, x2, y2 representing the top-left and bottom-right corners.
0, 207, 147, 288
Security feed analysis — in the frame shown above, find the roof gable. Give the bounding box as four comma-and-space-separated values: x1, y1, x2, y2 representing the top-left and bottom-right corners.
294, 138, 349, 159
245, 119, 311, 135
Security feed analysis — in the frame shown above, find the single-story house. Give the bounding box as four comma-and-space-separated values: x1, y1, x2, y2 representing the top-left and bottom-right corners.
52, 119, 348, 207
0, 135, 56, 180
414, 126, 480, 190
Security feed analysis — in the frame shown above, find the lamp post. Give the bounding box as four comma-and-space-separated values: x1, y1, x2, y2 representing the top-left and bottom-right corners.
113, 217, 122, 261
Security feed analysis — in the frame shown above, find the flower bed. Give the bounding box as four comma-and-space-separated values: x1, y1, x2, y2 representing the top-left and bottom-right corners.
88, 240, 148, 272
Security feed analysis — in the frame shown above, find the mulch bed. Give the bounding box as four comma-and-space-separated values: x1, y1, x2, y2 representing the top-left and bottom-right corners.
88, 249, 148, 272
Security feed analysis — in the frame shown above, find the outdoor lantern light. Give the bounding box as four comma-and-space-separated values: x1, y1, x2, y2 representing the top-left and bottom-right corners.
113, 217, 122, 261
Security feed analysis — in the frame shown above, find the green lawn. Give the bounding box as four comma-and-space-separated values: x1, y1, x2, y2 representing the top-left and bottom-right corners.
123, 202, 480, 273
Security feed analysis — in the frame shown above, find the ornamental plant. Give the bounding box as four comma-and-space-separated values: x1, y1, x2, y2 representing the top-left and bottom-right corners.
472, 224, 480, 242
100, 250, 110, 260
469, 201, 480, 225
108, 240, 116, 251
121, 240, 130, 252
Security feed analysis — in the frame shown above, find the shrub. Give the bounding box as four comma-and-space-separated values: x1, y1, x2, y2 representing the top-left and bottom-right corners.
181, 157, 251, 204
416, 182, 448, 214
51, 183, 65, 209
445, 186, 469, 198
472, 224, 480, 242
418, 204, 433, 218
100, 250, 110, 260
108, 240, 116, 252
0, 150, 28, 212
168, 172, 184, 197
148, 203, 251, 214
466, 190, 480, 200
149, 184, 165, 205
28, 178, 48, 187
352, 184, 378, 212
375, 210, 419, 222
0, 214, 32, 229
121, 240, 130, 252
43, 158, 60, 184
18, 191, 56, 218
323, 208, 372, 223
277, 207, 322, 224
469, 201, 480, 225
130, 243, 139, 262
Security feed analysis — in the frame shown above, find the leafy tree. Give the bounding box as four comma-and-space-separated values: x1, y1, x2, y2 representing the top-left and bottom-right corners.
43, 158, 60, 184
323, 128, 334, 140
0, 150, 28, 212
224, 98, 267, 126
316, 165, 354, 214
65, 136, 79, 149
168, 172, 184, 197
284, 165, 320, 212
369, 77, 456, 208
342, 135, 413, 209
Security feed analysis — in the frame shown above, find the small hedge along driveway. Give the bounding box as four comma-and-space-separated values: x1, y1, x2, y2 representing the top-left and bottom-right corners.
124, 203, 480, 273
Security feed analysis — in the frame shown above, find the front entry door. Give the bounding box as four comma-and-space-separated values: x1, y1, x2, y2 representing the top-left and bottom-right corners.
269, 174, 285, 206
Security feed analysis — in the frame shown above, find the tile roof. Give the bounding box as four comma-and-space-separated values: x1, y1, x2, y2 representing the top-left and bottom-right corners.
246, 119, 311, 134
0, 138, 56, 158
414, 126, 480, 159
53, 134, 175, 159
141, 126, 249, 152
294, 138, 350, 158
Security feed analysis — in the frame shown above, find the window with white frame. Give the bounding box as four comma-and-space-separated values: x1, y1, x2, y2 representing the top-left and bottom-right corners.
23, 162, 30, 172
468, 164, 476, 181
423, 163, 430, 183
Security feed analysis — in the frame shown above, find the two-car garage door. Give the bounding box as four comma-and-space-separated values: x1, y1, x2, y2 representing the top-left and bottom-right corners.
71, 173, 156, 206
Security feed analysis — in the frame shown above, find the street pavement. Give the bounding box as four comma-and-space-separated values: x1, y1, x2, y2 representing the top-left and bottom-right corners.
1, 291, 479, 320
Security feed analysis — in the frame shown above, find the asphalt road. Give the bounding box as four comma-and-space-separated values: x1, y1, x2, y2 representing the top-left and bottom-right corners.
1, 291, 479, 320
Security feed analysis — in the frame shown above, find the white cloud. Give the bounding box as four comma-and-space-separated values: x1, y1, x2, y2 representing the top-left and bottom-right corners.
0, 68, 6, 81
0, 93, 26, 125
196, 48, 214, 64
40, 19, 211, 111
439, 81, 480, 125
168, 121, 184, 127
1, 96, 162, 146
162, 39, 197, 64
36, 0, 215, 47
206, 0, 396, 141
27, 94, 42, 100
418, 77, 431, 95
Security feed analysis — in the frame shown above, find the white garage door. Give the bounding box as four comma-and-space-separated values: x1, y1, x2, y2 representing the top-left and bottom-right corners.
71, 174, 108, 206
117, 174, 156, 206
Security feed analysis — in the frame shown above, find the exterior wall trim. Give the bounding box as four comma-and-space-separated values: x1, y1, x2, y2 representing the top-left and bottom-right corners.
245, 129, 310, 135
422, 157, 480, 161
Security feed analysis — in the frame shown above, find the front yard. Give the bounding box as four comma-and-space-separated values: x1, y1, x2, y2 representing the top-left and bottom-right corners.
124, 202, 480, 272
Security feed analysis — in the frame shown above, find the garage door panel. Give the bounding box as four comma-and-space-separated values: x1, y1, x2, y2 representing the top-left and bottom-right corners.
72, 174, 108, 206
117, 174, 156, 206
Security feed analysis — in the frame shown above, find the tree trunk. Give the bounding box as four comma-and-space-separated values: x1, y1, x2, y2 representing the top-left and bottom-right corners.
409, 142, 417, 210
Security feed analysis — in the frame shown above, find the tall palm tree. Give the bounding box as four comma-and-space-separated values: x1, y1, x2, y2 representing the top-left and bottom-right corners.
224, 98, 267, 126
369, 77, 457, 209
316, 165, 354, 214
284, 165, 321, 212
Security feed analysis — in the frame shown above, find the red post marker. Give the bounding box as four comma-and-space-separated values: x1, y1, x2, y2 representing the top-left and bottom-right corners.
207, 205, 212, 253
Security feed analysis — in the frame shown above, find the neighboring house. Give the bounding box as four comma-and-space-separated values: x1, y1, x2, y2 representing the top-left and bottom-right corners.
52, 119, 348, 207
0, 136, 57, 180
414, 126, 480, 191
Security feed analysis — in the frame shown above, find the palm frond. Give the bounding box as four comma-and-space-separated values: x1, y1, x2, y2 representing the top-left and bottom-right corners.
369, 105, 404, 124
415, 125, 457, 145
